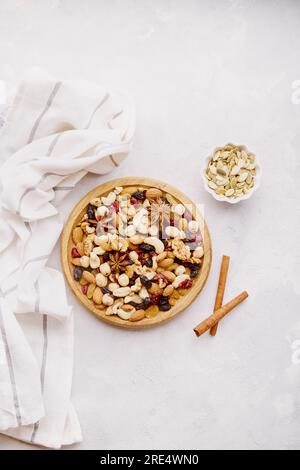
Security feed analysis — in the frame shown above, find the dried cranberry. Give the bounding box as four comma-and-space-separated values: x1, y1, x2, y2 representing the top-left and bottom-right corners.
87, 204, 95, 219
150, 293, 161, 305
110, 201, 119, 213
71, 248, 81, 258
73, 267, 83, 281
81, 285, 88, 295
179, 279, 193, 289
130, 197, 138, 205
140, 276, 152, 289
132, 191, 145, 201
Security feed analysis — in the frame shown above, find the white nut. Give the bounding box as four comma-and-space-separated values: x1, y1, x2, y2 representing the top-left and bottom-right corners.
108, 282, 119, 293
113, 287, 131, 297
100, 262, 111, 276
129, 251, 139, 263
96, 206, 109, 218
125, 294, 143, 304
93, 246, 105, 255
86, 226, 95, 234
149, 225, 159, 236
129, 235, 145, 245
90, 252, 100, 269
102, 192, 116, 206
117, 309, 132, 320
137, 223, 148, 234
118, 273, 129, 287
139, 287, 149, 300
188, 220, 199, 234
114, 186, 123, 194
193, 246, 204, 259
173, 204, 185, 216
112, 299, 124, 314
102, 294, 114, 306
165, 226, 180, 238
125, 225, 136, 237
94, 235, 109, 245
175, 265, 186, 276
96, 273, 108, 287
80, 255, 90, 268
144, 237, 164, 254
90, 198, 102, 207
173, 274, 190, 289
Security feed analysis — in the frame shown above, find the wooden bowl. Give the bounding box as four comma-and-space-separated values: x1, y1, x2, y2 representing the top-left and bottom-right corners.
61, 177, 212, 329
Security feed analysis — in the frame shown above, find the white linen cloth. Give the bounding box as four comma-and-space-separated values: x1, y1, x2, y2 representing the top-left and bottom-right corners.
0, 69, 135, 448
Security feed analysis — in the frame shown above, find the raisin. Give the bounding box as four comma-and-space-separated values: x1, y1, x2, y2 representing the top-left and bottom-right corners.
159, 296, 169, 306
101, 287, 110, 294
140, 243, 153, 252
87, 204, 95, 219
73, 267, 83, 281
143, 297, 152, 310
103, 253, 110, 262
159, 302, 171, 311
132, 191, 146, 201
140, 276, 152, 289
190, 266, 200, 278
143, 258, 153, 268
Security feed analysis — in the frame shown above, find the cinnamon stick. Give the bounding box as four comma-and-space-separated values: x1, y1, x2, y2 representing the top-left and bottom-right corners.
193, 291, 248, 337
210, 255, 230, 336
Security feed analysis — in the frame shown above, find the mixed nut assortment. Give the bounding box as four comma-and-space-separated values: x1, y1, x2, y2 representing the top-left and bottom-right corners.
205, 144, 257, 199
70, 185, 204, 322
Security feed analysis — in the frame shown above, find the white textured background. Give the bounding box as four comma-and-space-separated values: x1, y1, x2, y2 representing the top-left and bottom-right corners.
0, 0, 300, 450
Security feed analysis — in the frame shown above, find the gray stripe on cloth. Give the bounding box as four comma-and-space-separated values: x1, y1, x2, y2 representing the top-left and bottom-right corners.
85, 93, 110, 129
0, 305, 22, 426
30, 315, 48, 443
109, 154, 119, 167
27, 82, 62, 144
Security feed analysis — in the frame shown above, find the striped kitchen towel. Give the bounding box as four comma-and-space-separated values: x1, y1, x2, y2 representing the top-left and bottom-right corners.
0, 68, 135, 448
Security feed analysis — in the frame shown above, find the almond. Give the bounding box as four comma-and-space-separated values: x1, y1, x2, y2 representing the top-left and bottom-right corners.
158, 258, 174, 269
76, 242, 84, 256
93, 287, 103, 305
87, 283, 96, 299
145, 187, 162, 200
72, 227, 83, 244
82, 271, 96, 284
162, 271, 176, 282
129, 310, 145, 322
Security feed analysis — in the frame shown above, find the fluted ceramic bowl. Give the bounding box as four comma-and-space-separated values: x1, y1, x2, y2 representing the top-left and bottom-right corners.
201, 144, 262, 204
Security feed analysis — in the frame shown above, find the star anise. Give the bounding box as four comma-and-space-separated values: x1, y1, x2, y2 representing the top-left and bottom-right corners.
109, 252, 130, 273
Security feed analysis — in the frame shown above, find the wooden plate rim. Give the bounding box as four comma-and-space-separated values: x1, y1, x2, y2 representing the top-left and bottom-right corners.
61, 177, 212, 329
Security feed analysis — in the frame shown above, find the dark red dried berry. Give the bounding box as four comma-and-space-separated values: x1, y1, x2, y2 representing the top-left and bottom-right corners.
81, 285, 88, 295
130, 197, 138, 205
71, 248, 81, 258
150, 293, 161, 305
110, 201, 119, 213
179, 279, 193, 289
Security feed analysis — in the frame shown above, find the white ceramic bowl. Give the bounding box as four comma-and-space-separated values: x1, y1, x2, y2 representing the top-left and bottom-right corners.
201, 144, 262, 204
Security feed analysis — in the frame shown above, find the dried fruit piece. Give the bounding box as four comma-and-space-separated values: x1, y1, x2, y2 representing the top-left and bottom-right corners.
145, 305, 159, 318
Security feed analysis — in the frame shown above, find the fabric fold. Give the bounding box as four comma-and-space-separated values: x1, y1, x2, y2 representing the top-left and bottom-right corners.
0, 68, 135, 448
